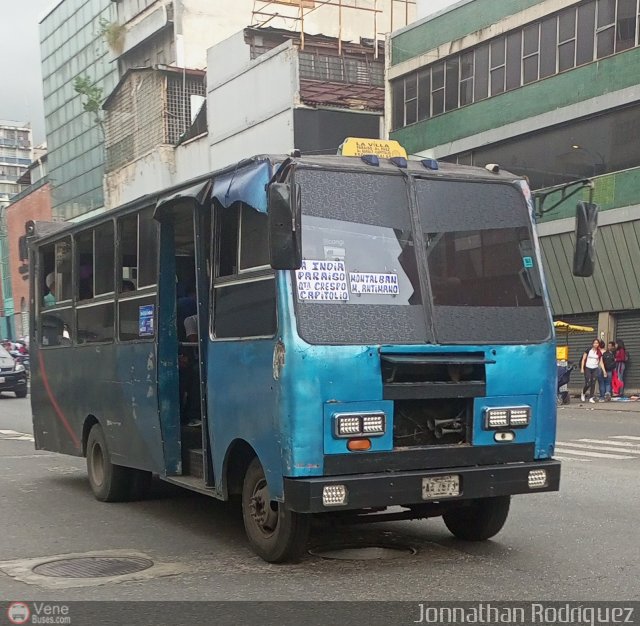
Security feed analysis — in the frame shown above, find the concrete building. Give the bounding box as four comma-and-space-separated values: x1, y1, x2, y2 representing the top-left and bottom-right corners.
3, 153, 52, 339
40, 0, 119, 221
0, 121, 32, 338
103, 1, 414, 207
387, 0, 640, 390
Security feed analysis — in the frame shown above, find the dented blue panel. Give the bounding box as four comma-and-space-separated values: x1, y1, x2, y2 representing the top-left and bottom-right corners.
211, 159, 271, 212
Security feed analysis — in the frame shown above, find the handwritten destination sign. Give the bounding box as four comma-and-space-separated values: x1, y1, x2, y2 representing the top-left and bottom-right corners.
349, 272, 399, 295
296, 260, 349, 302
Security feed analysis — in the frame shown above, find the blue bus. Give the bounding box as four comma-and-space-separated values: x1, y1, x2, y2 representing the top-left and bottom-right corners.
29, 147, 590, 562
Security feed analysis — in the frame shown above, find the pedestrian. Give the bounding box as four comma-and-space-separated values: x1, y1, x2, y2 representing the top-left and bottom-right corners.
581, 338, 607, 403
596, 340, 608, 399
614, 339, 629, 397
600, 341, 616, 401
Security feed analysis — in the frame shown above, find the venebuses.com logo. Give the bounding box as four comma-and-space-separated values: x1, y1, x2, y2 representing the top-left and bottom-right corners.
7, 603, 30, 625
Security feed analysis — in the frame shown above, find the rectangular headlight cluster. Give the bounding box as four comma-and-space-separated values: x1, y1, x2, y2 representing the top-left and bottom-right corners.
334, 412, 386, 438
322, 484, 348, 506
528, 469, 548, 489
485, 406, 531, 429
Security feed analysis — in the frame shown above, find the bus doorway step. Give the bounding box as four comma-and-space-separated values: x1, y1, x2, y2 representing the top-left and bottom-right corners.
185, 448, 204, 479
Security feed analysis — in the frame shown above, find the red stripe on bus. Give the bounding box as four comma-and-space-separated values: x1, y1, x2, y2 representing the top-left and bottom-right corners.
37, 350, 81, 450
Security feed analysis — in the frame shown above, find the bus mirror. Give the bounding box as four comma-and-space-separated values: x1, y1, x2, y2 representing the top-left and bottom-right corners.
573, 201, 598, 277
268, 183, 302, 270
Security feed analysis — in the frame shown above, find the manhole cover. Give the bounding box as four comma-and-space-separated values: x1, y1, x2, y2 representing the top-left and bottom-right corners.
309, 545, 416, 561
32, 556, 154, 578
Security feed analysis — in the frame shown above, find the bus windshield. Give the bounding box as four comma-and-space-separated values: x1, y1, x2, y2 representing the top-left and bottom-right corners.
294, 168, 550, 345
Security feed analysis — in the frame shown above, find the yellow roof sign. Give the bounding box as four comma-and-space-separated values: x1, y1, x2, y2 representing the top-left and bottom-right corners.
340, 138, 408, 159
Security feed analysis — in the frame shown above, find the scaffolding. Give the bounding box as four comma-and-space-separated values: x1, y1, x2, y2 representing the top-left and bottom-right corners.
251, 0, 415, 55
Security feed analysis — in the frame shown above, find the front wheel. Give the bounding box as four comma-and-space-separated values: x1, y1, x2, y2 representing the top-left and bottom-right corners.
14, 388, 27, 398
241, 457, 310, 563
442, 496, 510, 541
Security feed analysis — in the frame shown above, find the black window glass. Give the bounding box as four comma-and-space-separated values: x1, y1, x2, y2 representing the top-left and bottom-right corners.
120, 215, 138, 290
490, 66, 505, 95
577, 2, 596, 65
616, 0, 637, 51
417, 70, 430, 120
474, 45, 489, 101
431, 62, 444, 90
540, 17, 558, 77
558, 41, 576, 71
405, 74, 417, 100
239, 205, 269, 271
217, 203, 240, 277
76, 231, 94, 301
77, 303, 114, 344
523, 56, 538, 84
490, 38, 505, 66
94, 221, 114, 296
596, 26, 615, 57
392, 80, 404, 129
405, 98, 417, 125
432, 89, 444, 116
138, 208, 158, 287
597, 0, 615, 27
426, 228, 543, 308
460, 52, 474, 80
40, 308, 72, 347
119, 295, 156, 341
214, 278, 276, 338
445, 58, 459, 111
506, 31, 522, 90
559, 9, 577, 41
523, 24, 539, 56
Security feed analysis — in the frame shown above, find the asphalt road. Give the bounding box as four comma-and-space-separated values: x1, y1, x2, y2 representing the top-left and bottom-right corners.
0, 394, 638, 602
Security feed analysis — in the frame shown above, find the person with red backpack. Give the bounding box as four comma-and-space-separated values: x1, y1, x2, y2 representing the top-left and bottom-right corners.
581, 338, 607, 403
614, 339, 629, 397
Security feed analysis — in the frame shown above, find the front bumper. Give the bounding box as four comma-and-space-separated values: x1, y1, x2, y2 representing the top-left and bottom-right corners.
0, 371, 28, 392
284, 460, 560, 513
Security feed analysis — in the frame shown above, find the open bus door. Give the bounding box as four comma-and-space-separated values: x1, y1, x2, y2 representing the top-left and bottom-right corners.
154, 180, 214, 487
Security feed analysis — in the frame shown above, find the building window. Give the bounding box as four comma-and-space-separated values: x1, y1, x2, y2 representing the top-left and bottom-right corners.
390, 0, 640, 131
558, 8, 578, 71
431, 62, 445, 116
489, 39, 506, 95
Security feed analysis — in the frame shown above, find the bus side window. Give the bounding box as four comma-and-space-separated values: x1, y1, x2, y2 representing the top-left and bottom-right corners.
213, 202, 276, 339
38, 237, 72, 347
75, 231, 94, 301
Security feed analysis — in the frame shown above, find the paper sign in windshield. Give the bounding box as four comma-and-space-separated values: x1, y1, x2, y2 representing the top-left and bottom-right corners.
350, 272, 399, 295
296, 260, 349, 302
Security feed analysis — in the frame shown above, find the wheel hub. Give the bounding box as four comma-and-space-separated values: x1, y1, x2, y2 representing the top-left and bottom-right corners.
250, 480, 278, 535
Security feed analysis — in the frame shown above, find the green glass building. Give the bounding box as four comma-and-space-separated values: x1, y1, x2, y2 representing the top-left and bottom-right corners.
40, 0, 118, 220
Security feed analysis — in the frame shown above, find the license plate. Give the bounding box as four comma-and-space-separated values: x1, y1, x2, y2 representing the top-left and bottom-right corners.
0, 377, 5, 383
422, 475, 460, 499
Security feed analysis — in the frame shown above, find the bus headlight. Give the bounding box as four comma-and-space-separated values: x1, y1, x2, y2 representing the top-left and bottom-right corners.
333, 412, 386, 438
323, 484, 348, 506
484, 406, 531, 429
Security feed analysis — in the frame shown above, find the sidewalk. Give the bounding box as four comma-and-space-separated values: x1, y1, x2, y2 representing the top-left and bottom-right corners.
563, 395, 640, 412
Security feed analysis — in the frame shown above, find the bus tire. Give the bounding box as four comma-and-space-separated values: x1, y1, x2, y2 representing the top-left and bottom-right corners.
86, 424, 131, 502
241, 457, 310, 563
442, 496, 510, 541
15, 388, 27, 398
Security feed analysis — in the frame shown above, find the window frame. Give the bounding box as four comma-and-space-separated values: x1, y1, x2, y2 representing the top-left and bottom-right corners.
209, 201, 277, 342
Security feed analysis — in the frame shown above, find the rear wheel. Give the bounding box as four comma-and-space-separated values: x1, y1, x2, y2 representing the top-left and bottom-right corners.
86, 424, 150, 502
241, 457, 310, 563
443, 496, 510, 541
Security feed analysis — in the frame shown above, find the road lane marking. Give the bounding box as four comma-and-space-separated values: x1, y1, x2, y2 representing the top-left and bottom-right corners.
0, 430, 34, 442
577, 438, 640, 448
554, 447, 633, 459
553, 455, 592, 463
559, 441, 640, 455
610, 436, 640, 441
